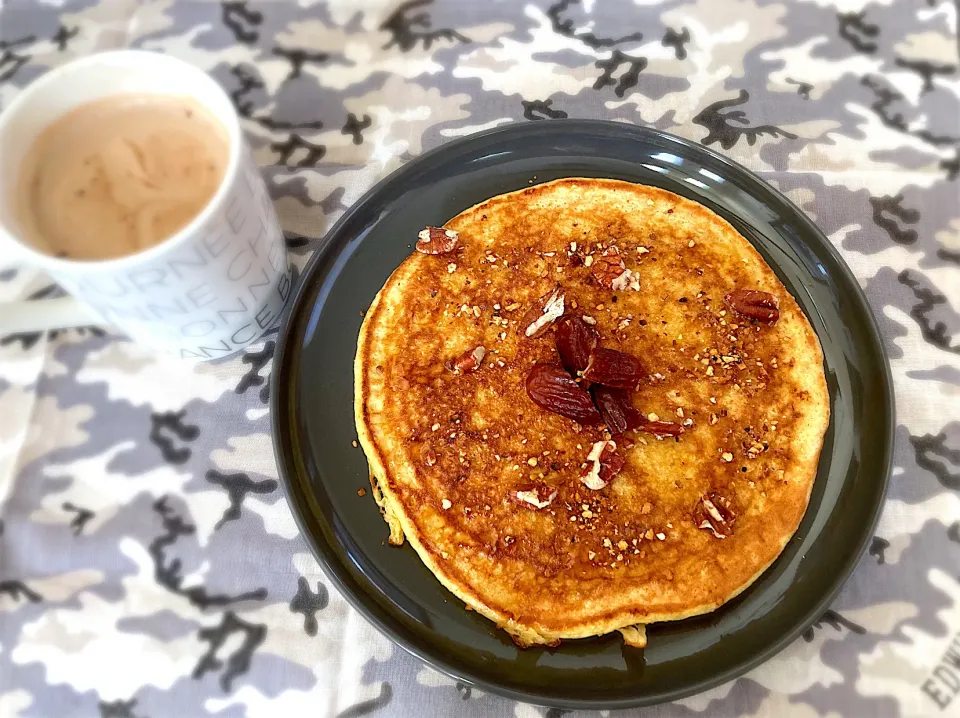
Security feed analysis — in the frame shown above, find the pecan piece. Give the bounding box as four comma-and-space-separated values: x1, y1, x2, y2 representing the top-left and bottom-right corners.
611, 268, 640, 292
555, 316, 599, 374
520, 288, 566, 338
416, 226, 459, 254
525, 363, 601, 424
512, 483, 558, 509
592, 385, 642, 435
592, 247, 626, 289
724, 290, 780, 325
694, 492, 736, 538
638, 420, 684, 438
580, 440, 625, 490
421, 445, 437, 467
582, 347, 645, 389
451, 345, 485, 374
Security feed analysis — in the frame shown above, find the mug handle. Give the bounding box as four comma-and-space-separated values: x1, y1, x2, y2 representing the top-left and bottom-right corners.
0, 247, 106, 335
0, 238, 106, 335
0, 295, 104, 335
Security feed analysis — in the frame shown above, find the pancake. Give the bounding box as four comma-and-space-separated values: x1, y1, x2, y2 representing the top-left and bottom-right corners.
355, 178, 829, 648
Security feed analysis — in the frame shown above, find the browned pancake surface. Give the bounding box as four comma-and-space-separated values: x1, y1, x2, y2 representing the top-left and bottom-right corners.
356, 178, 829, 645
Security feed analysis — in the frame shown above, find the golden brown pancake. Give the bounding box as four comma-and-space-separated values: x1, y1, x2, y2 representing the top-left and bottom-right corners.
355, 178, 829, 648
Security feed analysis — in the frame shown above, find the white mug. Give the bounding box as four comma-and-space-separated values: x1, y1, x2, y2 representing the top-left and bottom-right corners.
0, 50, 292, 361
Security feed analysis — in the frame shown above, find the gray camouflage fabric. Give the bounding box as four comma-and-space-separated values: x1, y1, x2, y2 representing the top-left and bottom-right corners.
1, 0, 959, 716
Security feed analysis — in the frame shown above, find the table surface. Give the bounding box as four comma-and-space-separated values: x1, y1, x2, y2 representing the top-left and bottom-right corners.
0, 1, 958, 717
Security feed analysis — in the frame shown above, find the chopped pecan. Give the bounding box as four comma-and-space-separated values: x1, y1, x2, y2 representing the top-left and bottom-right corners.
421, 446, 437, 467
611, 268, 640, 292
525, 363, 601, 424
638, 420, 684, 438
416, 226, 459, 254
592, 247, 626, 289
520, 288, 566, 338
724, 290, 780, 325
694, 492, 736, 538
580, 440, 625, 490
451, 345, 485, 374
582, 347, 645, 389
555, 315, 599, 374
592, 385, 642, 435
512, 483, 558, 509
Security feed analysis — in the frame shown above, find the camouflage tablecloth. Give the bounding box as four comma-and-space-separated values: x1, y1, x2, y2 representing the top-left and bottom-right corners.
1, 1, 958, 716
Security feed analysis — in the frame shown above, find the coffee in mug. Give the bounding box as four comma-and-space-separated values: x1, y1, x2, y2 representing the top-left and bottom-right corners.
15, 94, 229, 262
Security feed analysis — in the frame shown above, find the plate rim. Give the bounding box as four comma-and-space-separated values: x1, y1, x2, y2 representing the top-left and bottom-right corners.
270, 119, 895, 709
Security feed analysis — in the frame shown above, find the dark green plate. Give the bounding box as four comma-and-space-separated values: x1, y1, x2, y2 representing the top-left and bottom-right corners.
270, 120, 894, 709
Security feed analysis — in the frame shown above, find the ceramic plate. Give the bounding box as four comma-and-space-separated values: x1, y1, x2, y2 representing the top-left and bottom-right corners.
270, 120, 894, 709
